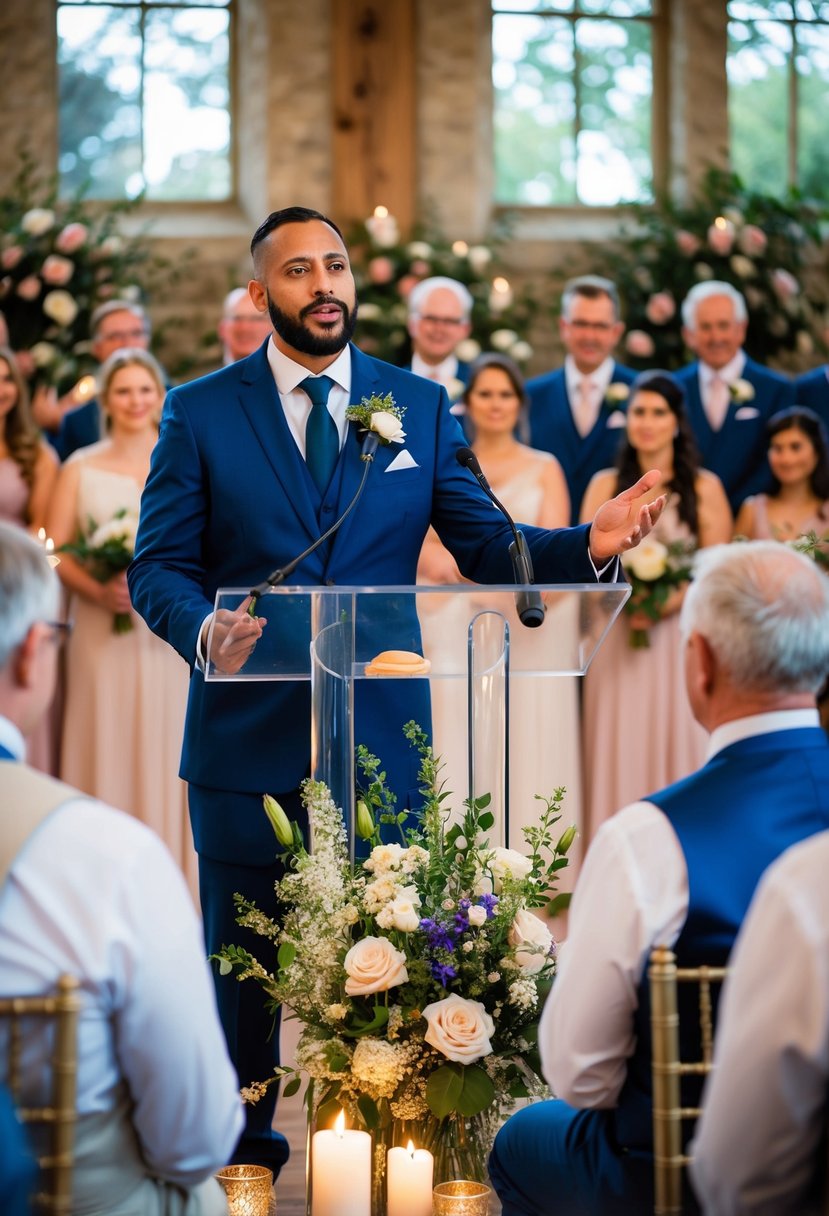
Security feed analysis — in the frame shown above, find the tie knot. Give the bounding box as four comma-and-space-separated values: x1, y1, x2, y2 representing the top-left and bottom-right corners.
301, 374, 334, 407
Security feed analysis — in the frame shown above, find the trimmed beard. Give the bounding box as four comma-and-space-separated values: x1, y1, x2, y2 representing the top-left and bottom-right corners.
266, 291, 359, 357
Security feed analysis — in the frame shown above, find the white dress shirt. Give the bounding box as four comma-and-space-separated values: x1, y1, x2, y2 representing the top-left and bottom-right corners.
0, 717, 243, 1186
690, 828, 829, 1216
266, 337, 353, 456
411, 351, 460, 389
540, 709, 820, 1109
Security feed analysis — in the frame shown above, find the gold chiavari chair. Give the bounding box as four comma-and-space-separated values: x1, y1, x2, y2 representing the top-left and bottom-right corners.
0, 974, 80, 1215
649, 945, 728, 1216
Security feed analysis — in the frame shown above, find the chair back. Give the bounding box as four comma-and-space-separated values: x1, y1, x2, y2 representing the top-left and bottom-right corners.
649, 945, 727, 1216
0, 974, 80, 1215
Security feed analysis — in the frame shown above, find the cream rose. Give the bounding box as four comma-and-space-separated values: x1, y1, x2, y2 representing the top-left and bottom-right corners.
467, 904, 487, 928
370, 411, 406, 444
622, 538, 668, 581
489, 847, 533, 894
21, 208, 55, 236
386, 896, 421, 933
42, 255, 75, 286
422, 993, 495, 1064
42, 290, 79, 327
343, 936, 408, 996
508, 909, 554, 974
729, 378, 756, 404
454, 338, 481, 364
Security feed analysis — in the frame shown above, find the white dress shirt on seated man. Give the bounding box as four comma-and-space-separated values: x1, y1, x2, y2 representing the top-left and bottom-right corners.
0, 714, 243, 1189
690, 827, 829, 1216
539, 708, 820, 1108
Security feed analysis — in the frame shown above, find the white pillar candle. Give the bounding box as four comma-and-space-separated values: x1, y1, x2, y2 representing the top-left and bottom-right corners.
488, 276, 513, 313
387, 1141, 434, 1216
311, 1111, 371, 1216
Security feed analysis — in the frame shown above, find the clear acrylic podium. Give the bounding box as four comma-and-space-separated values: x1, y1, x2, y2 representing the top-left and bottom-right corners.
205, 583, 628, 852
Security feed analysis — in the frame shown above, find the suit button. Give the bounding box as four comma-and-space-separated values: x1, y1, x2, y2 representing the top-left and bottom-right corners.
322, 505, 334, 514
325, 578, 335, 587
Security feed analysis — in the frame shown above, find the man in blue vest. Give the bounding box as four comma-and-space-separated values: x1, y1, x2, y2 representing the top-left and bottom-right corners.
489, 539, 829, 1216
526, 276, 636, 524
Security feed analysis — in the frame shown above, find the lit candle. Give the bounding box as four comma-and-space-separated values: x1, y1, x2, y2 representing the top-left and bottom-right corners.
365, 205, 400, 249
44, 536, 59, 568
387, 1140, 433, 1216
311, 1110, 371, 1216
73, 374, 97, 403
707, 215, 736, 256
488, 276, 513, 313
452, 240, 469, 257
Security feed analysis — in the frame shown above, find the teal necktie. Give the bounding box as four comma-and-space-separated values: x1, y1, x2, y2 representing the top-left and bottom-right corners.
301, 375, 338, 494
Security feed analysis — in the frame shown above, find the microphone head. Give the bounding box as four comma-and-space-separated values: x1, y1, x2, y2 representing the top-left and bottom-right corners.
456, 445, 478, 472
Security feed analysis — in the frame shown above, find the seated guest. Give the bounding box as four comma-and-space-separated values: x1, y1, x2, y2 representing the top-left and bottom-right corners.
526, 275, 636, 524
0, 346, 58, 534
676, 281, 795, 512
691, 827, 829, 1216
218, 287, 271, 365
0, 522, 242, 1215
406, 276, 474, 400
489, 540, 829, 1216
794, 362, 829, 429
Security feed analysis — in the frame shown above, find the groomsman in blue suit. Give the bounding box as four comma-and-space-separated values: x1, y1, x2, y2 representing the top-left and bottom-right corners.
489, 540, 829, 1216
676, 281, 795, 512
128, 207, 665, 1176
405, 276, 474, 411
526, 276, 637, 524
794, 363, 829, 428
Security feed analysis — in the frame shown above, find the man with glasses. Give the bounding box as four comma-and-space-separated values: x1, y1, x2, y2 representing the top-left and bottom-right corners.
527, 275, 637, 524
218, 287, 273, 365
406, 276, 474, 404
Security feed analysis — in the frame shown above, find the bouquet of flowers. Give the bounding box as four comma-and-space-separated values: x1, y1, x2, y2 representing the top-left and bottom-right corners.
217, 722, 575, 1211
789, 530, 829, 572
60, 508, 139, 633
621, 538, 697, 648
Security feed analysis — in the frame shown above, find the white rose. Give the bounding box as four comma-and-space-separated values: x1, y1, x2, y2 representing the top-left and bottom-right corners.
729, 378, 755, 404
454, 338, 481, 364
510, 340, 533, 363
343, 936, 409, 996
489, 846, 533, 893
30, 341, 59, 368
422, 993, 495, 1064
467, 905, 487, 928
370, 411, 406, 444
42, 290, 79, 327
508, 909, 554, 974
21, 208, 55, 236
622, 538, 668, 581
387, 896, 421, 933
467, 244, 492, 273
406, 241, 433, 259
364, 842, 404, 873
357, 302, 382, 321
490, 328, 518, 351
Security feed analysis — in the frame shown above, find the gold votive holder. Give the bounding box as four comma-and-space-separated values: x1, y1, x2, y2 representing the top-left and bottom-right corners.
215, 1164, 273, 1216
432, 1179, 491, 1215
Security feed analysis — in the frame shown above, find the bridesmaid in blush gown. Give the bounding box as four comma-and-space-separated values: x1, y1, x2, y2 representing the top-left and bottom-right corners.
580, 370, 733, 844
46, 349, 199, 901
417, 353, 582, 856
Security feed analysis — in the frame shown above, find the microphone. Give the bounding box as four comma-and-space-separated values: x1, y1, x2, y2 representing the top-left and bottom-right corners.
248, 430, 381, 607
455, 445, 545, 628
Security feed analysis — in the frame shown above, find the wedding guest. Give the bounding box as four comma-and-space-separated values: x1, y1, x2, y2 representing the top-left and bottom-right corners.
406, 276, 473, 401
0, 346, 58, 532
218, 287, 271, 365
489, 540, 829, 1216
580, 370, 732, 842
526, 275, 637, 525
734, 406, 829, 553
0, 522, 242, 1215
691, 828, 829, 1216
794, 362, 829, 429
417, 353, 580, 847
127, 204, 666, 1176
46, 349, 198, 898
676, 281, 795, 511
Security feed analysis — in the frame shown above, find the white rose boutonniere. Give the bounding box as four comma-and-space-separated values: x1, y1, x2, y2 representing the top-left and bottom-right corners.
604, 382, 631, 408
729, 378, 755, 404
346, 392, 407, 447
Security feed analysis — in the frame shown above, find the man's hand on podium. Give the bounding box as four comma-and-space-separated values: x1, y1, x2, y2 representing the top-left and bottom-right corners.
202, 596, 267, 675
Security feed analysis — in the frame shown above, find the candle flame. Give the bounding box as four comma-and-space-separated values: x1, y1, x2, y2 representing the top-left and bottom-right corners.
407, 1140, 415, 1156
45, 537, 54, 554
714, 216, 728, 230
373, 205, 388, 219
334, 1109, 346, 1137
493, 276, 510, 292
74, 374, 97, 402
37, 527, 46, 542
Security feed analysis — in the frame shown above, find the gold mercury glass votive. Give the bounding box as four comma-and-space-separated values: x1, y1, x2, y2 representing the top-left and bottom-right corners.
214, 1164, 274, 1216
432, 1179, 492, 1215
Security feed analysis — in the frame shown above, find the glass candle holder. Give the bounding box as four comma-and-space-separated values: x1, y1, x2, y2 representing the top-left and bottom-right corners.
215, 1164, 273, 1216
432, 1179, 492, 1216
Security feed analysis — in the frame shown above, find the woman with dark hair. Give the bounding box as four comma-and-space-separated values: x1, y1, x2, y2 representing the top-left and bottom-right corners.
580, 369, 733, 842
0, 346, 57, 532
734, 407, 829, 551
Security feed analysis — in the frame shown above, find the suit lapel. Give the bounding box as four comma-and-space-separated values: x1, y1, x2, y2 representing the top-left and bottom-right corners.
325, 347, 383, 564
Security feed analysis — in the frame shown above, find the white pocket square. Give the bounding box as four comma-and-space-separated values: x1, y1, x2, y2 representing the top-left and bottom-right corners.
385, 449, 419, 472
734, 406, 760, 420
606, 410, 627, 428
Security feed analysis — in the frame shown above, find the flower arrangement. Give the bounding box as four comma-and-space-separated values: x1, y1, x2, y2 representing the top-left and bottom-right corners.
592, 168, 828, 371
60, 507, 139, 633
0, 149, 171, 391
346, 393, 407, 446
217, 722, 575, 1210
621, 537, 697, 648
788, 530, 829, 572
347, 209, 537, 369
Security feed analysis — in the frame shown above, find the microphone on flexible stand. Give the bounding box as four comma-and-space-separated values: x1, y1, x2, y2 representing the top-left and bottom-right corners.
248, 430, 381, 609
455, 445, 546, 628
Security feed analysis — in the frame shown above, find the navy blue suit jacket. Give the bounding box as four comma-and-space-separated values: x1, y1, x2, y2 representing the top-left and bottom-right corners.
129, 342, 600, 847
675, 357, 795, 511
56, 399, 101, 461
794, 365, 829, 429
526, 362, 637, 525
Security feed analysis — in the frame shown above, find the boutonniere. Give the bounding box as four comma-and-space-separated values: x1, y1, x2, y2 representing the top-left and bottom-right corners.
447, 376, 467, 402
603, 382, 630, 410
346, 392, 407, 446
729, 378, 755, 404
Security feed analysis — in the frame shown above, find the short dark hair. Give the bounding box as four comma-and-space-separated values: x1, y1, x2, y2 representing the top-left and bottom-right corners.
561, 275, 621, 320
767, 406, 829, 500
250, 207, 345, 261
462, 352, 530, 441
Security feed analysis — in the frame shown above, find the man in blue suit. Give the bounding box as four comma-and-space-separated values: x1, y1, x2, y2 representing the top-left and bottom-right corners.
489, 540, 829, 1215
794, 363, 829, 429
405, 275, 473, 409
128, 206, 665, 1176
526, 276, 637, 524
676, 281, 795, 512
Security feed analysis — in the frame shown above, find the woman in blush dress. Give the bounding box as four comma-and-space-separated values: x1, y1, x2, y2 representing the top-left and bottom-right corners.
417, 353, 581, 853
580, 370, 733, 844
0, 347, 59, 771
46, 349, 199, 901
